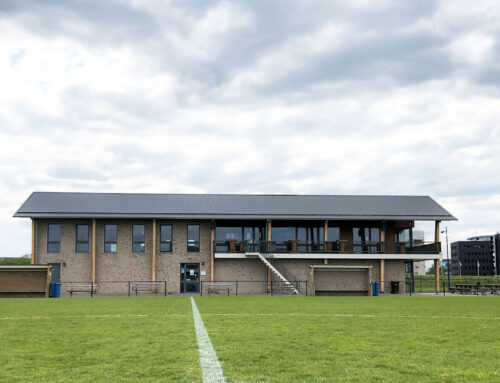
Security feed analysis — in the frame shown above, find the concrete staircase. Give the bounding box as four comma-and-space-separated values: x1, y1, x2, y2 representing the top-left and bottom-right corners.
246, 252, 300, 295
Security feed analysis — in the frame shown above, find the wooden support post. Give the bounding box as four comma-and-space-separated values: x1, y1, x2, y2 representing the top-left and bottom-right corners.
152, 218, 156, 282
267, 220, 272, 291
434, 259, 440, 293
379, 224, 385, 293
324, 220, 328, 264
434, 220, 441, 293
46, 265, 51, 297
31, 218, 35, 265
380, 224, 385, 253
434, 220, 440, 244
92, 218, 96, 284
210, 221, 215, 282
379, 259, 385, 293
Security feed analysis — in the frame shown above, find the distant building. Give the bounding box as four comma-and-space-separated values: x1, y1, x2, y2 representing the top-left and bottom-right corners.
413, 260, 427, 276
467, 234, 500, 275
451, 240, 495, 276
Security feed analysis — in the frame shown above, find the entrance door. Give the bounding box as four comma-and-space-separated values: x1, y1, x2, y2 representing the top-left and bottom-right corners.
48, 263, 61, 282
180, 263, 200, 293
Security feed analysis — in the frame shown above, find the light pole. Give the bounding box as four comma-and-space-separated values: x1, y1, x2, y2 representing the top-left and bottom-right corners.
441, 227, 450, 290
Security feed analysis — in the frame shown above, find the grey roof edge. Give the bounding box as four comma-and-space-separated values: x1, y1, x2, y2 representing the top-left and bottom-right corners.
427, 196, 457, 220
13, 212, 457, 221
16, 191, 447, 197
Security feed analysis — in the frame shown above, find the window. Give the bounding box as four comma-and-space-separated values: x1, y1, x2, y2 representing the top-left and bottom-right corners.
160, 224, 173, 252
76, 224, 89, 253
104, 224, 118, 253
353, 227, 380, 254
187, 224, 200, 252
132, 225, 145, 252
47, 224, 61, 253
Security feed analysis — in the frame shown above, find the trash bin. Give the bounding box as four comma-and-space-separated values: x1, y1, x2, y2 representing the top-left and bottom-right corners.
371, 282, 379, 296
50, 282, 61, 298
390, 281, 400, 294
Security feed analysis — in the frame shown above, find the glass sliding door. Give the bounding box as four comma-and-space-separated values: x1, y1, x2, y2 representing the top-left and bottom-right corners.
353, 227, 380, 253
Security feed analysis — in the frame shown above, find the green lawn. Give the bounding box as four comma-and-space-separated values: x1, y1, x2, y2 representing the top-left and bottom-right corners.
1, 296, 499, 383
0, 257, 31, 265
0, 298, 200, 383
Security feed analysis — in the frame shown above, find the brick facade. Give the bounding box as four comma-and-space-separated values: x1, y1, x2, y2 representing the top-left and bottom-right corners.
35, 218, 407, 296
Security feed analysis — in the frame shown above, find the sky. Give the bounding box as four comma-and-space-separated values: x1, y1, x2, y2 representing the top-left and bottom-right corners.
0, 0, 499, 257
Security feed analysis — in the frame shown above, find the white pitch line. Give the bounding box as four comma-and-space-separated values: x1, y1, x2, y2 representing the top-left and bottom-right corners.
0, 314, 149, 320
191, 297, 226, 383
200, 313, 500, 320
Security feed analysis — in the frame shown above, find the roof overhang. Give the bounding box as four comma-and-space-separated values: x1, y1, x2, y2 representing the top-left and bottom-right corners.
14, 213, 456, 221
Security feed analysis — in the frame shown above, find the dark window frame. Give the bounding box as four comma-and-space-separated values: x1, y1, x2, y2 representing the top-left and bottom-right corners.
187, 224, 200, 252
160, 224, 173, 252
75, 224, 89, 253
47, 223, 61, 253
104, 224, 118, 253
132, 224, 146, 253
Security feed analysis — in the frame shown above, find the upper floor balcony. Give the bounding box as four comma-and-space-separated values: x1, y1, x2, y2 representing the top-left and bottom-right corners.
214, 240, 441, 256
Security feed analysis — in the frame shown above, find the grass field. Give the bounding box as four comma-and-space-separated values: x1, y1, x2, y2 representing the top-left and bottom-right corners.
1, 296, 499, 383
0, 257, 31, 265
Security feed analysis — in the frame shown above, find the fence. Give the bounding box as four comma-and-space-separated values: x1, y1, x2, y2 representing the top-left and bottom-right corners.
369, 276, 500, 296
200, 281, 308, 296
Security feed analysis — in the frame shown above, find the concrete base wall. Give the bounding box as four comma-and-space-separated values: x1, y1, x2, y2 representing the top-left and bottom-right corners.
0, 268, 50, 298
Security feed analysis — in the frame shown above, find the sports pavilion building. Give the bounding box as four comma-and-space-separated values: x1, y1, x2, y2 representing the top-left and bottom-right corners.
14, 192, 456, 296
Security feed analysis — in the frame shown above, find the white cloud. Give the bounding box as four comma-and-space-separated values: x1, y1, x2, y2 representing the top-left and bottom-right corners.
0, 0, 499, 256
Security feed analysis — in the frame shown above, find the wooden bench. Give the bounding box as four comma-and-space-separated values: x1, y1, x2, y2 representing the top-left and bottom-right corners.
453, 283, 490, 295
485, 284, 500, 295
67, 283, 96, 297
130, 282, 162, 296
205, 282, 232, 296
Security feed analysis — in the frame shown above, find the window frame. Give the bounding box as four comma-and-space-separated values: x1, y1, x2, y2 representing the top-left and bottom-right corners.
132, 224, 146, 253
160, 224, 173, 252
75, 224, 89, 253
104, 224, 118, 253
47, 223, 61, 253
187, 224, 200, 252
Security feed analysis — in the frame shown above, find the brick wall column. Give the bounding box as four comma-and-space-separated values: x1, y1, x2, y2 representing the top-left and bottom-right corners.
31, 218, 35, 265
92, 218, 96, 283
152, 218, 156, 282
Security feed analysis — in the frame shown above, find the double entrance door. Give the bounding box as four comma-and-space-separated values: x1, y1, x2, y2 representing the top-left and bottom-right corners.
180, 263, 200, 293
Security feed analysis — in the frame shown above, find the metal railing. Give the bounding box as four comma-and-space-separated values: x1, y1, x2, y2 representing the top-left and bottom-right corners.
214, 240, 441, 254
200, 280, 308, 296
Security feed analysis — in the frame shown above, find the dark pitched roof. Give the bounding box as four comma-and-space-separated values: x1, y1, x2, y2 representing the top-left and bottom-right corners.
13, 192, 456, 221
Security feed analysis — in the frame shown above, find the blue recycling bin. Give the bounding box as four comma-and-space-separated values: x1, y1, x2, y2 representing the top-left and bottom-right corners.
50, 282, 61, 298
371, 282, 380, 296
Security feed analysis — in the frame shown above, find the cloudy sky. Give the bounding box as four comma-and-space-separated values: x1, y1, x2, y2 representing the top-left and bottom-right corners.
1, 0, 499, 257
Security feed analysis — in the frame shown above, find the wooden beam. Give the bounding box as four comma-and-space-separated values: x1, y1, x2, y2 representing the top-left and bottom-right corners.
434, 259, 440, 293
31, 218, 35, 265
152, 219, 156, 282
210, 221, 215, 282
379, 259, 385, 293
324, 220, 328, 264
92, 218, 96, 284
434, 220, 440, 243
45, 265, 51, 298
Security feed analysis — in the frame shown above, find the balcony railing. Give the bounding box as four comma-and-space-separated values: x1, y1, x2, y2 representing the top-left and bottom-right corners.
214, 240, 441, 254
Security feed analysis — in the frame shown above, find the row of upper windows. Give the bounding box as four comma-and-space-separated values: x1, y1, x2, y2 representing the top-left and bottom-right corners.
46, 224, 200, 253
